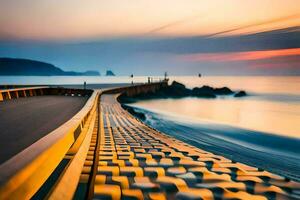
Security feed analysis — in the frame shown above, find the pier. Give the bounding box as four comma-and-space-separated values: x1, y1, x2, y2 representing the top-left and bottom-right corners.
0, 82, 299, 199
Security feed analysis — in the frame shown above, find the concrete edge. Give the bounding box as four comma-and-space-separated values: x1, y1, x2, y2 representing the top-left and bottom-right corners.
48, 101, 98, 199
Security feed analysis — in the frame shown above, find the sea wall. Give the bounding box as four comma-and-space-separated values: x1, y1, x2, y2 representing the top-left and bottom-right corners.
103, 80, 168, 97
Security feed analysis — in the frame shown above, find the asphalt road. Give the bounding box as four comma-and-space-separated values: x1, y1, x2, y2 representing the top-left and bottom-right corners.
0, 95, 88, 164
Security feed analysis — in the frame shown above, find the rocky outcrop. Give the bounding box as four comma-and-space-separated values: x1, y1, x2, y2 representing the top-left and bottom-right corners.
214, 87, 234, 95
192, 86, 216, 98
119, 81, 247, 103
163, 81, 191, 97
234, 91, 247, 97
105, 70, 115, 76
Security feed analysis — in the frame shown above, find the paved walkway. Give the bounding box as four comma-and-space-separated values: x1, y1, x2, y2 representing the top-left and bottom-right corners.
0, 95, 88, 164
74, 94, 300, 200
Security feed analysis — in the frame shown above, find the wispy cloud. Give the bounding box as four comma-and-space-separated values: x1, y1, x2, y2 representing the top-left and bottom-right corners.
145, 14, 204, 35
207, 13, 300, 37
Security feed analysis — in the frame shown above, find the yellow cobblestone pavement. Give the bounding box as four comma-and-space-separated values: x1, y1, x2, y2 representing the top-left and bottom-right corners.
75, 94, 300, 200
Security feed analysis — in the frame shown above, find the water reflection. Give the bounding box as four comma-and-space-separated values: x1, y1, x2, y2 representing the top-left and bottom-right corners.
131, 97, 300, 138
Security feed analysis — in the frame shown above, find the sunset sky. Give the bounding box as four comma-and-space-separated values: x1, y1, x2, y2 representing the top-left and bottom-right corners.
0, 0, 300, 75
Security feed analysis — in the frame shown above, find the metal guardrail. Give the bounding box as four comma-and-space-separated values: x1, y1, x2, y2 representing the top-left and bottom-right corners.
0, 89, 100, 199
0, 86, 94, 101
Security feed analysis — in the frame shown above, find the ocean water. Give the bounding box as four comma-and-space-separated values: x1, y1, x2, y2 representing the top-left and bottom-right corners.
131, 76, 300, 138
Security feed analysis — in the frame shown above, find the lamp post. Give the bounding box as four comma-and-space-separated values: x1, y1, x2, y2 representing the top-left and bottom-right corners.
130, 74, 134, 85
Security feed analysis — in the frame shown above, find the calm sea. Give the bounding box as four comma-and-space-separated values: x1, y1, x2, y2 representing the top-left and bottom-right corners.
132, 76, 300, 138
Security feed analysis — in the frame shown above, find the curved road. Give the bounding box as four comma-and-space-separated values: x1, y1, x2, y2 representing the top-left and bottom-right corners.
0, 95, 88, 164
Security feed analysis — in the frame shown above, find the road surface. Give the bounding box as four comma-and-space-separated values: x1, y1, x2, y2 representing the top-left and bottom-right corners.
0, 95, 88, 164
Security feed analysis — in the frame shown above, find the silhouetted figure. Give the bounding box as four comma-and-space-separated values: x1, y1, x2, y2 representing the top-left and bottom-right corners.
164, 72, 168, 80
198, 73, 202, 77
83, 81, 86, 90
148, 77, 150, 83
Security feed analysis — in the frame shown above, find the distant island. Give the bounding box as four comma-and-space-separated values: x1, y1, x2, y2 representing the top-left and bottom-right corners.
105, 70, 115, 76
0, 58, 100, 76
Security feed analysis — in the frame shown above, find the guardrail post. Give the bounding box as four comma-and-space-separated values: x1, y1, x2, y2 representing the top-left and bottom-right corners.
29, 90, 33, 97
0, 92, 3, 101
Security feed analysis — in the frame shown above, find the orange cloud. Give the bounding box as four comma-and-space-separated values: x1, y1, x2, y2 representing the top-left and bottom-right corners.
179, 48, 300, 62
250, 62, 298, 69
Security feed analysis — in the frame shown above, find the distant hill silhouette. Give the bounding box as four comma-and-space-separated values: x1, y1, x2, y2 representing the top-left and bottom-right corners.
0, 58, 100, 76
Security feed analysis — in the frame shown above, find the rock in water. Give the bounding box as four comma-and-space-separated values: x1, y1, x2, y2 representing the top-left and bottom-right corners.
191, 86, 216, 98
167, 81, 191, 97
106, 70, 116, 76
214, 87, 234, 95
234, 91, 247, 97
